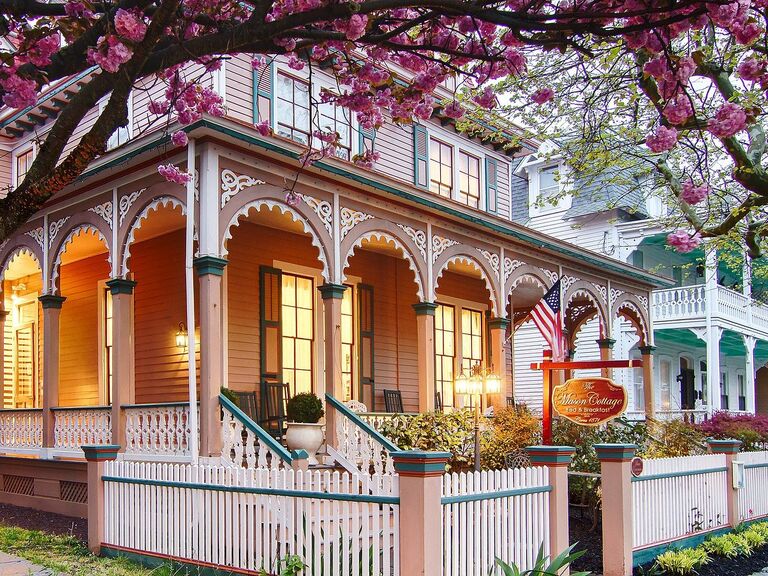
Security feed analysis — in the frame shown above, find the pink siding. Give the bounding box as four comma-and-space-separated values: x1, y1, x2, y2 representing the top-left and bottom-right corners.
373, 122, 415, 185
226, 54, 254, 125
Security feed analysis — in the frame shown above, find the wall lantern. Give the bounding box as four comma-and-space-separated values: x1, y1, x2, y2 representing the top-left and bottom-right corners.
454, 362, 502, 471
175, 322, 188, 350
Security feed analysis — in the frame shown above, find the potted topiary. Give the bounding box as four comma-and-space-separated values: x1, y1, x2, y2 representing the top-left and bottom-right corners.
285, 393, 325, 465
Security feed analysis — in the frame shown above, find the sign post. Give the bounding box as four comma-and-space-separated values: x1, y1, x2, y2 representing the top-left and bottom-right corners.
531, 358, 642, 444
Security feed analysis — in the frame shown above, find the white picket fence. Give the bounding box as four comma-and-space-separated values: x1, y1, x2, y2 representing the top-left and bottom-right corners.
632, 454, 729, 550
441, 467, 550, 576
739, 450, 768, 521
102, 460, 400, 575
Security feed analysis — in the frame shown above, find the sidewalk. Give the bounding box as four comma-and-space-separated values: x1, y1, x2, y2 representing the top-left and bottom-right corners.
0, 552, 63, 576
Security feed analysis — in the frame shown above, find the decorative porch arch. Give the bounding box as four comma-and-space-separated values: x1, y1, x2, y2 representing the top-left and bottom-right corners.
612, 294, 651, 347
49, 223, 110, 295
505, 264, 553, 297
433, 245, 501, 316
564, 281, 609, 343
0, 244, 43, 283
341, 226, 427, 301
221, 197, 331, 283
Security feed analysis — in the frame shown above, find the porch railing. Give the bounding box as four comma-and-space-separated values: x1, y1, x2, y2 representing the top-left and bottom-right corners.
0, 408, 42, 453
326, 394, 400, 475
52, 406, 112, 454
358, 412, 417, 435
653, 409, 709, 424
123, 402, 194, 460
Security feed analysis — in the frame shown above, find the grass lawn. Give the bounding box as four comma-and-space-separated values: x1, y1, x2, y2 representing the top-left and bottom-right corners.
0, 525, 180, 576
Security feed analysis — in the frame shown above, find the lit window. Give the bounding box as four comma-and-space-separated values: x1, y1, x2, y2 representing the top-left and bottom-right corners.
281, 273, 314, 395
275, 73, 310, 145
459, 151, 481, 208
434, 304, 455, 408
430, 139, 453, 197
15, 149, 34, 188
341, 286, 354, 401
104, 288, 113, 403
318, 101, 351, 160
461, 308, 483, 373
660, 359, 671, 410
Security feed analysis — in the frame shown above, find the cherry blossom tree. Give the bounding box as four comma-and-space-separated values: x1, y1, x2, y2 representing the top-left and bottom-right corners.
0, 0, 758, 247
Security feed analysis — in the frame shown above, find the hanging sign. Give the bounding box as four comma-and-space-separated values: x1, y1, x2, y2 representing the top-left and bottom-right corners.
552, 377, 628, 426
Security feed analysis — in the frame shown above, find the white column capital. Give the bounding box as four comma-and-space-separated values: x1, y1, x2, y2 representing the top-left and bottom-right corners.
743, 334, 757, 352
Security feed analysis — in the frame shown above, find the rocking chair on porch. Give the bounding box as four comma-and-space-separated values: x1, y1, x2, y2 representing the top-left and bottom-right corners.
260, 381, 291, 442
383, 389, 403, 413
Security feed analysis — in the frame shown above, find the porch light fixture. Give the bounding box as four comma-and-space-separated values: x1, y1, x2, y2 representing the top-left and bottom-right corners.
175, 322, 188, 350
454, 362, 502, 472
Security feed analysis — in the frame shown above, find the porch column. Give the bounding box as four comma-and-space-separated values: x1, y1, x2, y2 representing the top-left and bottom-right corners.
639, 345, 656, 419
39, 294, 66, 451
596, 338, 615, 379
320, 284, 346, 442
105, 279, 136, 450
707, 327, 723, 411
194, 256, 227, 458
0, 308, 7, 403
744, 335, 757, 413
489, 317, 509, 409
413, 302, 437, 413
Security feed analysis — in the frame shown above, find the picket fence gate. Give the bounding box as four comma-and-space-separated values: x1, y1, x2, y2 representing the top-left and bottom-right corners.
102, 461, 400, 576
739, 450, 768, 522
632, 453, 729, 550
441, 466, 551, 576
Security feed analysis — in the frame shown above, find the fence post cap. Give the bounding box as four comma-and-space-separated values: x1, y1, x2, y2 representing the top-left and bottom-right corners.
290, 449, 309, 460
392, 451, 450, 477
707, 438, 743, 454
594, 443, 638, 462
526, 445, 576, 467
82, 445, 121, 461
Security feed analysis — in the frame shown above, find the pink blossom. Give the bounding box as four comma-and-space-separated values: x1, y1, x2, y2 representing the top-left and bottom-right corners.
287, 54, 305, 71
87, 35, 132, 73
0, 72, 37, 109
532, 88, 555, 104
148, 99, 169, 115
645, 126, 678, 152
663, 94, 694, 125
285, 191, 302, 207
504, 49, 527, 75
64, 1, 92, 18
171, 130, 188, 147
472, 86, 497, 110
666, 230, 703, 253
255, 121, 271, 136
251, 56, 266, 70
680, 181, 710, 204
345, 14, 368, 41
353, 150, 380, 169
733, 22, 762, 45
708, 102, 748, 138
643, 56, 668, 79
737, 58, 766, 81
28, 34, 60, 67
158, 164, 191, 185
114, 9, 147, 43
443, 101, 465, 119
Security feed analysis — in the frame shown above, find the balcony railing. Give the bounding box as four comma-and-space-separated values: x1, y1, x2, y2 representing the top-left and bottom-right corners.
652, 284, 768, 334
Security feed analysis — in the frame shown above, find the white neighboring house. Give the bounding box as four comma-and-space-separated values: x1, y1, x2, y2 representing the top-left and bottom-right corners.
512, 147, 768, 420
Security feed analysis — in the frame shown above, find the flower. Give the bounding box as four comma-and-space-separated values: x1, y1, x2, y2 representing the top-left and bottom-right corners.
663, 94, 694, 125
158, 164, 191, 185
353, 150, 380, 169
0, 74, 37, 109
708, 102, 747, 138
472, 86, 497, 109
255, 120, 271, 136
531, 88, 555, 104
345, 14, 368, 41
443, 101, 465, 119
680, 181, 710, 204
171, 130, 188, 147
738, 57, 766, 81
86, 35, 132, 73
667, 230, 703, 253
285, 191, 302, 207
645, 126, 678, 152
114, 9, 147, 43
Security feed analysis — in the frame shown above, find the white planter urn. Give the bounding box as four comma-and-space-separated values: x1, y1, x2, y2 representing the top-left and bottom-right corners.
285, 422, 325, 465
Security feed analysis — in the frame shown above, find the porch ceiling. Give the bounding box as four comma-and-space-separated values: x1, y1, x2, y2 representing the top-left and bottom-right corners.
654, 327, 749, 357
4, 251, 39, 281
60, 229, 108, 266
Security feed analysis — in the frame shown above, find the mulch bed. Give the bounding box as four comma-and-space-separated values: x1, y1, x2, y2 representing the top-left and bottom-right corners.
569, 512, 603, 574
0, 503, 87, 542
633, 544, 768, 575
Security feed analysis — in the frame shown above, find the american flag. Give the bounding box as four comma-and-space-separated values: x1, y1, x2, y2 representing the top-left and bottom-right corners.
530, 279, 565, 361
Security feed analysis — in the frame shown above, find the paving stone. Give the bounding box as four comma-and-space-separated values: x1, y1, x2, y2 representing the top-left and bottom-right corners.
0, 551, 65, 576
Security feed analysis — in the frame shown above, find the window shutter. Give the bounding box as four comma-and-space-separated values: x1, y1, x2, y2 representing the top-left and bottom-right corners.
358, 126, 377, 156
358, 284, 375, 410
413, 124, 430, 189
253, 59, 274, 126
485, 157, 498, 214
259, 266, 282, 385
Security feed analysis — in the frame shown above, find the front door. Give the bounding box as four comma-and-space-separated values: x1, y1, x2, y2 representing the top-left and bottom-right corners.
14, 322, 36, 408
678, 358, 696, 410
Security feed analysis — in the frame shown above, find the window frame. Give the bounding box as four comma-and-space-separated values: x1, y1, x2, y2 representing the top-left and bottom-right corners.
12, 146, 35, 190
275, 71, 311, 145
458, 150, 482, 209
317, 97, 353, 161
429, 137, 454, 198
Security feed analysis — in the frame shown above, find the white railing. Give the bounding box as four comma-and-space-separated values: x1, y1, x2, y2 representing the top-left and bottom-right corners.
327, 395, 399, 475
102, 460, 400, 576
53, 407, 111, 453
123, 403, 193, 460
739, 450, 768, 522
653, 410, 709, 424
441, 467, 550, 575
358, 412, 411, 435
0, 409, 42, 453
220, 395, 294, 470
717, 286, 750, 324
632, 454, 729, 550
752, 304, 768, 332
652, 285, 706, 322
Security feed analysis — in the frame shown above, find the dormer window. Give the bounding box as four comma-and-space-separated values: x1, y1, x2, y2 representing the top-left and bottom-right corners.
539, 165, 559, 202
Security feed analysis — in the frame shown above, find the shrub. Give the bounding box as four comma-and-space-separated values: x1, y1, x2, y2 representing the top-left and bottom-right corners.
493, 543, 589, 576
644, 419, 707, 458
379, 410, 476, 471
654, 548, 710, 574
220, 386, 240, 406
286, 393, 324, 423
696, 412, 768, 451
701, 533, 750, 558
480, 405, 541, 470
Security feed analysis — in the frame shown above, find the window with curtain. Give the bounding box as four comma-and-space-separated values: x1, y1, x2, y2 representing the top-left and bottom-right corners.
341, 285, 354, 401
103, 288, 113, 403
275, 73, 310, 145
281, 273, 314, 395
660, 358, 671, 410
434, 304, 455, 408
461, 309, 483, 373
459, 151, 481, 208
430, 139, 453, 197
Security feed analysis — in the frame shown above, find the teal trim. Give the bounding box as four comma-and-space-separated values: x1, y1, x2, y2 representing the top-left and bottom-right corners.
394, 461, 448, 474
318, 283, 347, 300
106, 278, 137, 295
253, 59, 275, 126
526, 446, 576, 466
74, 117, 672, 288
121, 402, 197, 409
358, 125, 377, 156
745, 462, 768, 469
413, 124, 430, 189
488, 317, 510, 330
412, 302, 438, 316
325, 393, 399, 453
82, 444, 121, 461
193, 256, 228, 276
632, 466, 728, 483
595, 443, 637, 462
596, 338, 617, 350
101, 546, 246, 576
102, 475, 399, 504
638, 345, 657, 355
484, 156, 498, 215
632, 527, 732, 567
441, 485, 552, 505
707, 439, 743, 454
39, 294, 66, 309
219, 394, 305, 463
